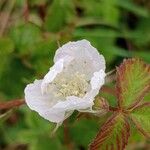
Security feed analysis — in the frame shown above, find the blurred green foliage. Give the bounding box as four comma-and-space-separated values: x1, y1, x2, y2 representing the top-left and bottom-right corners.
0, 0, 150, 149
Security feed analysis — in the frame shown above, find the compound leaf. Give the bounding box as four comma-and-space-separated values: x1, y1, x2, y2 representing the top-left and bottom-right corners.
89, 114, 130, 150
116, 58, 150, 108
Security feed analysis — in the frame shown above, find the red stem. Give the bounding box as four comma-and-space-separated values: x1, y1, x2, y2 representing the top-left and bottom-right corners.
0, 99, 25, 110
109, 106, 118, 112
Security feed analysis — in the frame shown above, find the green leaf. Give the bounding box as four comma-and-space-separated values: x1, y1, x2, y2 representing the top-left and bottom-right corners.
44, 0, 74, 32
18, 130, 64, 150
143, 92, 150, 103
24, 109, 54, 132
0, 58, 32, 98
117, 0, 149, 17
100, 0, 120, 26
9, 23, 41, 54
0, 37, 14, 74
89, 114, 130, 150
128, 123, 145, 143
131, 103, 150, 138
0, 38, 14, 54
70, 118, 99, 148
31, 39, 57, 74
44, 0, 65, 32
131, 51, 150, 63
131, 18, 150, 46
34, 136, 65, 150
74, 28, 120, 38
116, 59, 150, 108
29, 0, 47, 6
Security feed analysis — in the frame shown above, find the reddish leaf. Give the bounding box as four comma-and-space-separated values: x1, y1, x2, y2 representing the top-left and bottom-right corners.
89, 113, 130, 150
116, 58, 150, 109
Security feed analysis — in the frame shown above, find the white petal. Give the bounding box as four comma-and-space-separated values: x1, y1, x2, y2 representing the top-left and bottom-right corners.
41, 56, 74, 94
41, 59, 64, 93
39, 109, 66, 123
54, 39, 106, 72
39, 107, 73, 123
25, 80, 65, 123
90, 69, 106, 90
51, 96, 93, 111
25, 80, 54, 110
50, 90, 99, 114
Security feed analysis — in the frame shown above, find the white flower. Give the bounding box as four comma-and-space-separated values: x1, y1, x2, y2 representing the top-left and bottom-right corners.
24, 40, 106, 124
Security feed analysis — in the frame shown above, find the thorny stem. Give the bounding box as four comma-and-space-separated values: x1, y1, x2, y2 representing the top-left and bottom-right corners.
63, 120, 73, 149
0, 99, 25, 110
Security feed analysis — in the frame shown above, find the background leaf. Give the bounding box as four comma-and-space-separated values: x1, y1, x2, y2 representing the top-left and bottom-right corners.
9, 23, 41, 55
117, 0, 149, 17
0, 37, 14, 75
70, 118, 99, 149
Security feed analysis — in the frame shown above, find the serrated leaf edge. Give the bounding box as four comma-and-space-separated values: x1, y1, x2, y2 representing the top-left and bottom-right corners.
127, 86, 150, 110
129, 102, 150, 138
89, 113, 130, 150
116, 58, 150, 109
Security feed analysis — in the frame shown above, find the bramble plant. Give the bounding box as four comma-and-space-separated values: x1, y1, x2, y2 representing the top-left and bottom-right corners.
0, 40, 150, 150
90, 58, 150, 150
1, 0, 150, 149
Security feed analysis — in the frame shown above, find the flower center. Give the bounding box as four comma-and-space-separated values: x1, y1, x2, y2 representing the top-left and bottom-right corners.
53, 72, 89, 98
